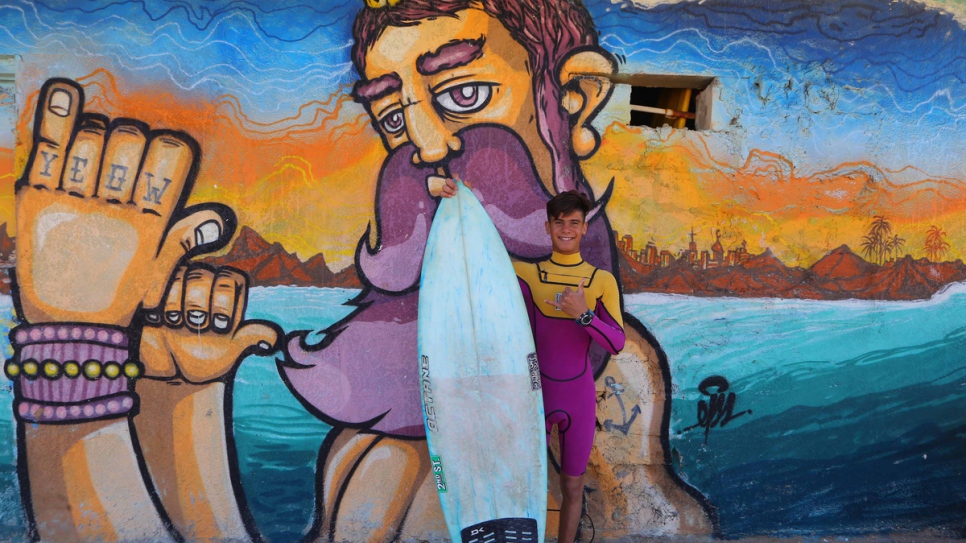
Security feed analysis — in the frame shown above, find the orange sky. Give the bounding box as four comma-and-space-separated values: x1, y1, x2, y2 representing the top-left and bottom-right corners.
7, 69, 387, 270
587, 124, 966, 267
3, 70, 964, 269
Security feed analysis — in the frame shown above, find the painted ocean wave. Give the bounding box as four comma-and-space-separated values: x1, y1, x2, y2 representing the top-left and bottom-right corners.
0, 282, 963, 539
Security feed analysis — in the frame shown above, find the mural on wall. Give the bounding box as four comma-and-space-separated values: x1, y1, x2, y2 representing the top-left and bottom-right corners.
0, 0, 964, 541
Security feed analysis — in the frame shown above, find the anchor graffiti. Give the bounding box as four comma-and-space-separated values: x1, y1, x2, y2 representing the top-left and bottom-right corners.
602, 376, 641, 435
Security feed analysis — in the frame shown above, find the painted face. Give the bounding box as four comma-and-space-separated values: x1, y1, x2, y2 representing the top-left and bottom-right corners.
359, 8, 554, 189
545, 210, 588, 255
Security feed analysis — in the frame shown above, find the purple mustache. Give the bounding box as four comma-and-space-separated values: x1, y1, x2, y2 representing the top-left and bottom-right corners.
357, 124, 556, 293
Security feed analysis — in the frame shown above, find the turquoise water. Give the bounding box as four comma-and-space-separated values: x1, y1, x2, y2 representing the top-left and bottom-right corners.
231, 287, 356, 542
0, 285, 964, 540
627, 287, 966, 536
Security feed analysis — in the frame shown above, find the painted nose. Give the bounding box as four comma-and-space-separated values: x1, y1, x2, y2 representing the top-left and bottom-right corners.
404, 102, 462, 165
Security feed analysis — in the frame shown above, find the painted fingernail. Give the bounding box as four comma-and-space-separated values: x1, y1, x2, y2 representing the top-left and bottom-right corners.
187, 310, 207, 327
195, 220, 222, 247
144, 311, 161, 324
165, 311, 182, 326
212, 314, 230, 330
49, 89, 72, 117
258, 341, 272, 352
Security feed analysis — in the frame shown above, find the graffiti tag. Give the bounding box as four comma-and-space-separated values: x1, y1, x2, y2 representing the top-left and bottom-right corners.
602, 376, 642, 435
682, 376, 751, 444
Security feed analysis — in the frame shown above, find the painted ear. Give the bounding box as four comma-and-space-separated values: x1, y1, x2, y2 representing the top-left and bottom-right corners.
557, 48, 618, 160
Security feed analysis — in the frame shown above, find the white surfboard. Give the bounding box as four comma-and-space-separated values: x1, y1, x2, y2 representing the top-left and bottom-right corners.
418, 181, 547, 543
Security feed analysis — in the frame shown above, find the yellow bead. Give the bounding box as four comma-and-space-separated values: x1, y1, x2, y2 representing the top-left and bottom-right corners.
43, 360, 61, 378
64, 361, 81, 378
5, 362, 20, 378
104, 363, 121, 380
123, 362, 141, 379
83, 360, 102, 380
22, 360, 38, 377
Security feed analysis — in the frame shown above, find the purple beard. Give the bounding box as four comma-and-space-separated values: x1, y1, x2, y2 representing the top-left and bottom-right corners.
280, 124, 616, 436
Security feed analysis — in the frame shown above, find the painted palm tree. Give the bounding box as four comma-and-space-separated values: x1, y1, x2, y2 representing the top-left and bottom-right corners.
887, 234, 906, 261
925, 225, 950, 262
883, 233, 906, 262
861, 234, 880, 264
861, 215, 893, 265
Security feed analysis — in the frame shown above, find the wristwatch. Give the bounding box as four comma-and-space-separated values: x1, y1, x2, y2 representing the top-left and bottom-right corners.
576, 310, 594, 326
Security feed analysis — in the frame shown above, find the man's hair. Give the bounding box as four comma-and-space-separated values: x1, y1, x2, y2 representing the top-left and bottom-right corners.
547, 190, 591, 221
351, 0, 599, 195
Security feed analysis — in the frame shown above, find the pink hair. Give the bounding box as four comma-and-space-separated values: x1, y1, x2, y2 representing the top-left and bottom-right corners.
351, 0, 600, 194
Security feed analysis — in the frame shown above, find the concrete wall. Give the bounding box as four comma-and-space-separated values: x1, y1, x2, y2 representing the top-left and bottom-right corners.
0, 1, 963, 541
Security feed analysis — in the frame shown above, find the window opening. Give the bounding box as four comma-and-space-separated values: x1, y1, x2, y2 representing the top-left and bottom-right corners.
629, 86, 697, 129
581, 72, 715, 130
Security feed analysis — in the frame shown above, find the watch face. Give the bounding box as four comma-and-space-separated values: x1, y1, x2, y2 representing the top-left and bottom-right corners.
579, 312, 593, 325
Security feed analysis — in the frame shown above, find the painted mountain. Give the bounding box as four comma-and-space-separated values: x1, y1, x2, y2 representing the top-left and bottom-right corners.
203, 227, 362, 289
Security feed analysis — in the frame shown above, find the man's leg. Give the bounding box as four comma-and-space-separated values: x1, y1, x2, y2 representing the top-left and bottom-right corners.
558, 472, 584, 543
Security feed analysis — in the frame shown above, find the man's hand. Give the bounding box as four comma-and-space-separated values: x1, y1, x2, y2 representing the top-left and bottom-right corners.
15, 78, 234, 326
427, 176, 459, 198
546, 278, 590, 319
139, 264, 280, 383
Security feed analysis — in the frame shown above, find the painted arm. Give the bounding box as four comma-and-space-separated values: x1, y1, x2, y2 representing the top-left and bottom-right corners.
11, 77, 235, 542
136, 265, 279, 542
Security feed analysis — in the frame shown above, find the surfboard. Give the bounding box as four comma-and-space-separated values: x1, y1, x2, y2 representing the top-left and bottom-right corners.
418, 181, 548, 543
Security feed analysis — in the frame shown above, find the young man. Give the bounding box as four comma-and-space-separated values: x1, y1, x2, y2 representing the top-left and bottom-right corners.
439, 183, 625, 543
515, 190, 626, 543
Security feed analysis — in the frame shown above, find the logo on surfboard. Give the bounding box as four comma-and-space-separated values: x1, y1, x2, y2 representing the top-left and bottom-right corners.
431, 455, 447, 493
420, 355, 439, 432
527, 353, 541, 391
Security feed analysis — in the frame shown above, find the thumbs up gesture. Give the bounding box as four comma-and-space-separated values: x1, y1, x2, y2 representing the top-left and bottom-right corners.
545, 278, 590, 319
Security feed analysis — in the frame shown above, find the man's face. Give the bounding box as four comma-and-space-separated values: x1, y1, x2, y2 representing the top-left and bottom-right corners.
359, 8, 555, 190
545, 210, 588, 255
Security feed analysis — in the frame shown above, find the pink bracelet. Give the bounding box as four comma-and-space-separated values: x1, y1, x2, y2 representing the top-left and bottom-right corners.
6, 324, 143, 424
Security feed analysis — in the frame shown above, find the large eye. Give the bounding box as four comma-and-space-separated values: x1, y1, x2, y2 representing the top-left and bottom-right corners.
379, 110, 405, 135
435, 84, 492, 114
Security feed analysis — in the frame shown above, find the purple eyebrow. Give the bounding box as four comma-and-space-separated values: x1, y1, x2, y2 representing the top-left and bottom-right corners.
416, 37, 485, 76
352, 73, 403, 103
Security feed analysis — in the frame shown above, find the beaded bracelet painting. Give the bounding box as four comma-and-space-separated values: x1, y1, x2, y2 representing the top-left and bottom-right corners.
6, 324, 143, 424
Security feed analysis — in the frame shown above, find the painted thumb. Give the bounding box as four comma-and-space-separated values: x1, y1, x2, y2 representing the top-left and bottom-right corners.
144, 204, 235, 309
161, 203, 236, 261
233, 321, 282, 356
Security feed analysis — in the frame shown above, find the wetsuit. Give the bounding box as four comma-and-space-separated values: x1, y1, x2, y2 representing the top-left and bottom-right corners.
514, 251, 625, 477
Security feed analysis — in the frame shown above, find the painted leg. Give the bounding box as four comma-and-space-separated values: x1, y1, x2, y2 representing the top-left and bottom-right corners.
312, 431, 430, 543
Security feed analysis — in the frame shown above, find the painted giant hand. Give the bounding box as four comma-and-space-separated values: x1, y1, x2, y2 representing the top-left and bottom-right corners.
9, 78, 280, 542
279, 2, 714, 541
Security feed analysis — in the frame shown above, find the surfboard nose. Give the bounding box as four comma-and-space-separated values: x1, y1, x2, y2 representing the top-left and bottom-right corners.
461, 517, 538, 543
